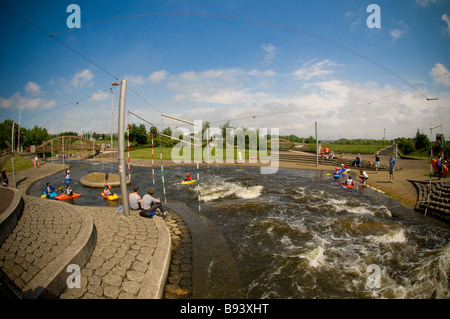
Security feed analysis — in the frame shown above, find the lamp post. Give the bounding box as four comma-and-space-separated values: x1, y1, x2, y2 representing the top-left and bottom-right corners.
111, 81, 119, 149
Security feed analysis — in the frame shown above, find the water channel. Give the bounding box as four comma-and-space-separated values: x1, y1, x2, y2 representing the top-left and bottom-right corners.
28, 160, 450, 298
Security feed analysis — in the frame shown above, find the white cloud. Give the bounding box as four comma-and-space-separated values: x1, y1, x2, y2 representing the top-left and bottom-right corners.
442, 14, 450, 35
0, 81, 55, 110
293, 59, 338, 80
416, 0, 438, 7
430, 63, 450, 86
90, 90, 110, 101
390, 21, 409, 41
70, 69, 94, 88
124, 75, 145, 85
261, 44, 277, 64
0, 93, 55, 110
149, 70, 168, 83
25, 81, 42, 96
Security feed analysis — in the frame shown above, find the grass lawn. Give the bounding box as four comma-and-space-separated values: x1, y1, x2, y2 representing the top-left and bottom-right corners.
1, 155, 34, 172
129, 145, 271, 161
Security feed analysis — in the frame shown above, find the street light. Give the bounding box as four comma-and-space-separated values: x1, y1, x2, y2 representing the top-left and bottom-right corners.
111, 81, 119, 149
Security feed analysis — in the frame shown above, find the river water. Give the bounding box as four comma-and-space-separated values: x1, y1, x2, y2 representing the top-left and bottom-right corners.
29, 160, 450, 299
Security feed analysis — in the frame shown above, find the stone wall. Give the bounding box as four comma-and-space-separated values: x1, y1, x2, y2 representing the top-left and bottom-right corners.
410, 180, 450, 222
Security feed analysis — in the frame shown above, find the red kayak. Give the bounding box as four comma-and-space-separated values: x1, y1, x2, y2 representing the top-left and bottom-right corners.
55, 193, 82, 200
343, 182, 354, 189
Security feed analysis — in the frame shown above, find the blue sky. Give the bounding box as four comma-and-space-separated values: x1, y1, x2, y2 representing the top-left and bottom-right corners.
1, 0, 449, 141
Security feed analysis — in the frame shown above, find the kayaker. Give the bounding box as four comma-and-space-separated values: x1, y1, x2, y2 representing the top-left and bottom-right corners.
44, 182, 55, 197
65, 169, 71, 180
104, 184, 112, 196
343, 175, 354, 187
184, 173, 192, 181
64, 183, 73, 196
333, 167, 341, 175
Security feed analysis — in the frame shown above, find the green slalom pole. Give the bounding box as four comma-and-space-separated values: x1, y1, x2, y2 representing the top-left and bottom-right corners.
197, 156, 201, 212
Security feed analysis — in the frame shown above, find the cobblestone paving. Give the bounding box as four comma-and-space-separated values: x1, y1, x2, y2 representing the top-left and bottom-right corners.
0, 195, 83, 291
60, 208, 159, 299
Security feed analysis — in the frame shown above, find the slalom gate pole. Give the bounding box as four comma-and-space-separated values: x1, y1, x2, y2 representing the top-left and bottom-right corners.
152, 133, 155, 184
197, 156, 201, 212
159, 140, 167, 204
127, 123, 131, 182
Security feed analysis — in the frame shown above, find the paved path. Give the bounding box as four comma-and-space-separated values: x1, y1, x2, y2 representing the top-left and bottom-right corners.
60, 207, 169, 299
0, 160, 172, 299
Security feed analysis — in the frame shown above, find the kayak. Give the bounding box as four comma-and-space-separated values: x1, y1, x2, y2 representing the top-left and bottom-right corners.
41, 191, 58, 199
181, 180, 196, 184
343, 182, 354, 189
431, 159, 449, 176
102, 192, 119, 201
333, 173, 341, 179
55, 193, 81, 200
65, 179, 72, 183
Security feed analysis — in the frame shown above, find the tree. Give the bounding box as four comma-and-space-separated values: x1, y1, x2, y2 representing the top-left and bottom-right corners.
414, 129, 430, 150
397, 137, 415, 155
26, 125, 50, 147
128, 123, 148, 145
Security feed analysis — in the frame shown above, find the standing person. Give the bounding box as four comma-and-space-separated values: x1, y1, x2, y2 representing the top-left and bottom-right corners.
129, 186, 142, 210
1, 168, 8, 187
389, 154, 396, 183
34, 154, 38, 168
436, 152, 444, 180
375, 151, 381, 173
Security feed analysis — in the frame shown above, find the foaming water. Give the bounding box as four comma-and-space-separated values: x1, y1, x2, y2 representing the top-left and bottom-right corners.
29, 162, 450, 298
199, 179, 264, 202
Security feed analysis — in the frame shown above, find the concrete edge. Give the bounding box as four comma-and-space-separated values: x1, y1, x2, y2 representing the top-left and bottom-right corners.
137, 216, 172, 299
22, 204, 97, 299
0, 188, 24, 246
80, 174, 130, 188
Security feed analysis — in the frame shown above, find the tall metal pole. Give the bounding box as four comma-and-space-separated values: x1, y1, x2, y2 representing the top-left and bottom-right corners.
11, 121, 16, 188
315, 122, 318, 167
118, 80, 130, 216
17, 107, 21, 153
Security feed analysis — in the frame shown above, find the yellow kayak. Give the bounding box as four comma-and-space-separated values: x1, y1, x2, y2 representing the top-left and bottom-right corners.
102, 192, 119, 201
181, 180, 196, 184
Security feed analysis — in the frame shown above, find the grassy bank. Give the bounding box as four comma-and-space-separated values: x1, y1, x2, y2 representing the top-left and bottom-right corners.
1, 155, 34, 172
129, 146, 271, 161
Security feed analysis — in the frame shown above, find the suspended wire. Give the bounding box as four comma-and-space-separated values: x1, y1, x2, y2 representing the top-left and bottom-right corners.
21, 88, 111, 123
3, 6, 445, 129
0, 5, 162, 115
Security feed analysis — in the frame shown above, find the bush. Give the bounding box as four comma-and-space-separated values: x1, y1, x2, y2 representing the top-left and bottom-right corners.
397, 138, 415, 155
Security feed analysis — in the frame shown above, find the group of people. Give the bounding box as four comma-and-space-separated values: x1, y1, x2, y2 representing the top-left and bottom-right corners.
335, 152, 399, 187
128, 186, 168, 218
41, 169, 75, 198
